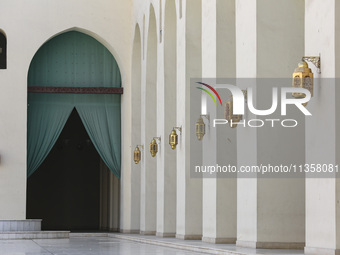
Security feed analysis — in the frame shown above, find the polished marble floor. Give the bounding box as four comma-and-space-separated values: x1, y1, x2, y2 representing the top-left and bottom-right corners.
0, 237, 203, 255
110, 234, 304, 255
0, 235, 306, 255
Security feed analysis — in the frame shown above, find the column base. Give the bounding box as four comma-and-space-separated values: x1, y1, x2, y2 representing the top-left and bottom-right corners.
156, 232, 176, 237
0, 219, 41, 232
202, 237, 236, 244
236, 240, 304, 249
119, 229, 139, 234
140, 231, 156, 235
305, 247, 340, 255
176, 234, 202, 240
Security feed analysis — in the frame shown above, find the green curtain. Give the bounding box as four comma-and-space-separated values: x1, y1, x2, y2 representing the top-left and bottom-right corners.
27, 94, 74, 177
28, 31, 121, 87
27, 31, 121, 178
75, 94, 121, 179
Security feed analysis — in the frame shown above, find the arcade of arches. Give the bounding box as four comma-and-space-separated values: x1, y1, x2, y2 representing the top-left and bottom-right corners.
0, 1, 339, 254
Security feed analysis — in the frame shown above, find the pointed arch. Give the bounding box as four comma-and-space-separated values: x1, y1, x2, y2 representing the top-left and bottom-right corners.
26, 30, 123, 231
27, 27, 126, 90
27, 31, 122, 178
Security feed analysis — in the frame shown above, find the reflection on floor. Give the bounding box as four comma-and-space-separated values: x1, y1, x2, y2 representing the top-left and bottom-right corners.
0, 237, 200, 255
110, 233, 304, 255
0, 235, 305, 255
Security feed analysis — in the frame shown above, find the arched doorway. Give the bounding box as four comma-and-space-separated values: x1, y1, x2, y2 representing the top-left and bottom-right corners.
26, 31, 122, 231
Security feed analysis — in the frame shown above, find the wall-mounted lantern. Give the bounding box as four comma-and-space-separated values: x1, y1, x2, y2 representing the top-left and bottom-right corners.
133, 145, 143, 164
292, 56, 321, 106
150, 137, 161, 157
195, 114, 209, 141
169, 126, 182, 149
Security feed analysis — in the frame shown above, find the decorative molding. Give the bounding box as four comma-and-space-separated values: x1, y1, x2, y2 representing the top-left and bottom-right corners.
28, 86, 123, 94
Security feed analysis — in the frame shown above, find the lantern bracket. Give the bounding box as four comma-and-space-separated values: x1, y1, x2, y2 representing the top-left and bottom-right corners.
302, 55, 321, 73
242, 90, 247, 103
200, 114, 210, 122
153, 137, 161, 143
136, 145, 144, 150
173, 126, 182, 135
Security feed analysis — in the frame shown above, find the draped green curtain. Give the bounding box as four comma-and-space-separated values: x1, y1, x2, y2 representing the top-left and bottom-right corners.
75, 94, 121, 179
28, 32, 121, 87
27, 94, 74, 177
27, 31, 121, 178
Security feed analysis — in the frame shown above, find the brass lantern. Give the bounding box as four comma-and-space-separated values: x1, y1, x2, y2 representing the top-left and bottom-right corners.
150, 139, 158, 157
292, 60, 313, 102
196, 117, 205, 141
134, 146, 142, 164
169, 129, 178, 149
225, 99, 242, 128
